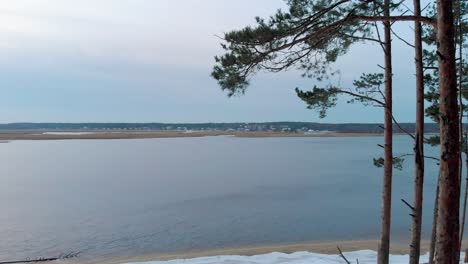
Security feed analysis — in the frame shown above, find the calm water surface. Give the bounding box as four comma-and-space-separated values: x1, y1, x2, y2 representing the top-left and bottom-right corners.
0, 136, 440, 260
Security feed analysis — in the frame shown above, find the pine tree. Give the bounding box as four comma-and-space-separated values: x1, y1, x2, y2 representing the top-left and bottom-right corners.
409, 0, 424, 263
434, 1, 460, 262
211, 1, 437, 263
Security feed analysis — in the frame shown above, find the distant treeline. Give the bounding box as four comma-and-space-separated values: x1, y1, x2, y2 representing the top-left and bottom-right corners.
0, 122, 443, 134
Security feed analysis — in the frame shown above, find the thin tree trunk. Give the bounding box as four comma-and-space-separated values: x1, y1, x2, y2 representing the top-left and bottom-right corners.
465, 247, 468, 263
377, 1, 393, 263
462, 157, 468, 263
409, 1, 424, 263
458, 0, 467, 260
429, 182, 440, 264
434, 0, 461, 263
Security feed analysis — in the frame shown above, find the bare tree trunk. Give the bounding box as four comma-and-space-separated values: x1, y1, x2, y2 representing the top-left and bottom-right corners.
434, 0, 461, 263
377, 1, 393, 263
429, 182, 440, 264
462, 157, 468, 263
465, 247, 468, 263
409, 1, 424, 263
457, 0, 467, 261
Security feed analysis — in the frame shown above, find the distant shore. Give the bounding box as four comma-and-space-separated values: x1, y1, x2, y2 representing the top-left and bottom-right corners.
0, 130, 384, 141
68, 240, 439, 264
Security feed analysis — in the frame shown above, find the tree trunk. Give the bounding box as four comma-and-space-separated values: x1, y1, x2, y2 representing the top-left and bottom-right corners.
465, 247, 468, 263
434, 0, 461, 263
458, 0, 466, 261
377, 1, 393, 263
462, 157, 468, 263
409, 1, 424, 263
429, 182, 440, 264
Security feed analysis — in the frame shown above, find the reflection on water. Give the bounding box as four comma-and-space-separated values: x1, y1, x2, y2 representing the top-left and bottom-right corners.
0, 136, 440, 260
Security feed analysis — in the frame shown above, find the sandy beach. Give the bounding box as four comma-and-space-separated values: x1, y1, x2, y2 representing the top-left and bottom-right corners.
0, 130, 382, 141
58, 240, 443, 264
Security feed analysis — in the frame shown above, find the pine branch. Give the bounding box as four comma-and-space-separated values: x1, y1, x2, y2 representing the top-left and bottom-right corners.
391, 114, 416, 139
338, 89, 386, 106
337, 246, 352, 264
351, 15, 436, 26
402, 199, 416, 211
391, 28, 415, 48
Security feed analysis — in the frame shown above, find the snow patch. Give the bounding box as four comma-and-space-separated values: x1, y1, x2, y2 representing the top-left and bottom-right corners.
125, 250, 447, 264
41, 132, 97, 135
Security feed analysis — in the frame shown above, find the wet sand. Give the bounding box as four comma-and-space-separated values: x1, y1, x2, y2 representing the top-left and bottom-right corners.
0, 130, 382, 141
60, 240, 441, 264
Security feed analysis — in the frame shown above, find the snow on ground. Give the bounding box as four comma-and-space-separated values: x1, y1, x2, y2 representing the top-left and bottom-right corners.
125, 250, 444, 264
41, 132, 97, 135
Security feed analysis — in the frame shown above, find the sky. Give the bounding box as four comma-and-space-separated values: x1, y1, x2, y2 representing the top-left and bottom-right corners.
0, 0, 428, 123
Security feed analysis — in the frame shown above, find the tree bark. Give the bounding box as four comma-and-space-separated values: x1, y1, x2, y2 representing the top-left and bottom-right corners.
409, 1, 424, 263
429, 182, 440, 264
465, 247, 468, 263
462, 157, 468, 263
457, 0, 466, 261
377, 1, 393, 263
434, 0, 461, 263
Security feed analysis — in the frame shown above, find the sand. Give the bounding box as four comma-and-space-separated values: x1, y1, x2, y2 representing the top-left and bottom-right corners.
58, 240, 443, 264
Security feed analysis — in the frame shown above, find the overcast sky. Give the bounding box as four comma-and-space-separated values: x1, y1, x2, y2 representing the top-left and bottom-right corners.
0, 0, 427, 123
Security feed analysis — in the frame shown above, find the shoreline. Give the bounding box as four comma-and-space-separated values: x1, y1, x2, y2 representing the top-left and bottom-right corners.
0, 130, 384, 141
65, 240, 439, 264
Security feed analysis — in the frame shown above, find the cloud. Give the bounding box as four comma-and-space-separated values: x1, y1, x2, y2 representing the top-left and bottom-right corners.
0, 0, 428, 123
0, 0, 285, 67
